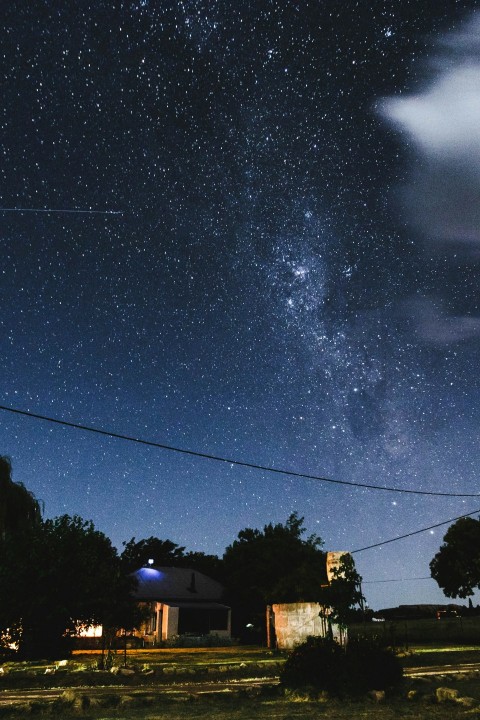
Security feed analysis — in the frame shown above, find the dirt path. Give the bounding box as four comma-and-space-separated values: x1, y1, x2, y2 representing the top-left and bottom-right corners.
0, 677, 275, 708
1, 663, 480, 709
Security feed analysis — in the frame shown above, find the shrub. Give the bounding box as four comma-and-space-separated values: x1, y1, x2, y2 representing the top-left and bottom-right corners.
280, 636, 403, 697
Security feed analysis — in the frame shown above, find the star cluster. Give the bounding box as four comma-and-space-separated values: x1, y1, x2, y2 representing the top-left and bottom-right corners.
2, 0, 480, 609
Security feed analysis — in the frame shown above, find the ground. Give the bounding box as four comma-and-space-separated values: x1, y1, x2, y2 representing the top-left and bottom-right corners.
1, 638, 480, 718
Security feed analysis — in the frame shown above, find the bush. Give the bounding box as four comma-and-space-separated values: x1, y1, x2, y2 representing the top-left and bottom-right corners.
280, 636, 403, 697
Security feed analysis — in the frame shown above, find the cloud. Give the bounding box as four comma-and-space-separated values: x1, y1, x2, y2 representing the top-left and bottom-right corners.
383, 64, 480, 160
379, 15, 480, 341
407, 296, 480, 343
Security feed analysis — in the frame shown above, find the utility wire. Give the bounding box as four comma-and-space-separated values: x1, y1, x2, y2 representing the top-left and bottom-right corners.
351, 508, 480, 553
0, 403, 478, 498
362, 577, 432, 584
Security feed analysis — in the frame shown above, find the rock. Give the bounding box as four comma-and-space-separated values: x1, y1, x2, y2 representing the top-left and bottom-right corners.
456, 696, 477, 708
407, 690, 418, 700
435, 687, 459, 703
73, 694, 91, 712
119, 667, 135, 676
61, 689, 77, 704
367, 690, 385, 702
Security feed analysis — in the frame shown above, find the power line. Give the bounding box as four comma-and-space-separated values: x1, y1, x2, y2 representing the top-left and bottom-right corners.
362, 577, 432, 584
0, 403, 478, 498
351, 508, 480, 553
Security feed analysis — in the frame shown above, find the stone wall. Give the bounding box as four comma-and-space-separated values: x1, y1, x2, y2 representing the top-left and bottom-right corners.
272, 602, 344, 649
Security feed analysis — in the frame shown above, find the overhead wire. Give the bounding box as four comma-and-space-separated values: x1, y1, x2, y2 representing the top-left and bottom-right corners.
362, 577, 432, 584
2, 404, 479, 563
0, 403, 478, 498
351, 508, 480, 553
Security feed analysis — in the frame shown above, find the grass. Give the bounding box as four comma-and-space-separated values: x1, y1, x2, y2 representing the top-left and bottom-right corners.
65, 699, 480, 720
73, 644, 276, 665
2, 691, 480, 720
400, 647, 480, 670
2, 643, 480, 718
349, 616, 480, 646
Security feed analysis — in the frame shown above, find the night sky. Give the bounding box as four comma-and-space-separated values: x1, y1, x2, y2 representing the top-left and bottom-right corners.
2, 0, 480, 611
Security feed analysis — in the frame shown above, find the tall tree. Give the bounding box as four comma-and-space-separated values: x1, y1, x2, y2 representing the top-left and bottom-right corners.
0, 514, 137, 659
121, 536, 186, 573
430, 517, 480, 598
0, 455, 41, 541
317, 553, 365, 628
121, 536, 223, 579
223, 513, 326, 638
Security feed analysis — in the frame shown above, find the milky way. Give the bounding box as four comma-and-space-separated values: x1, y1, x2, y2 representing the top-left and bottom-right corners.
2, 1, 480, 610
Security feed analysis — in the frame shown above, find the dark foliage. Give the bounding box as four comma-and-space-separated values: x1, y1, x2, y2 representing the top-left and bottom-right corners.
0, 514, 137, 659
121, 536, 223, 579
121, 536, 187, 573
223, 513, 326, 638
430, 517, 480, 598
0, 455, 41, 541
280, 636, 403, 697
317, 553, 364, 626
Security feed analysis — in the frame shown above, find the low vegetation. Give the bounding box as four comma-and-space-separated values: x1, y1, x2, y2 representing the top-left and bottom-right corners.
280, 636, 403, 697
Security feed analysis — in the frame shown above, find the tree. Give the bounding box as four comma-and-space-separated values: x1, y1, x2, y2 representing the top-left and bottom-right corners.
181, 550, 224, 580
121, 536, 223, 580
121, 536, 187, 573
0, 455, 41, 541
317, 553, 365, 628
0, 514, 136, 659
223, 513, 326, 638
430, 517, 480, 598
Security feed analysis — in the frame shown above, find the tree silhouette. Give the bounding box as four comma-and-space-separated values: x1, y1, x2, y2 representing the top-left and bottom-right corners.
121, 536, 222, 579
0, 455, 41, 541
0, 514, 136, 659
121, 536, 187, 573
430, 517, 480, 598
223, 513, 326, 639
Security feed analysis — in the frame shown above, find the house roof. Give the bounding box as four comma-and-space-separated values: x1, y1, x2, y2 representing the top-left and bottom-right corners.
132, 565, 225, 602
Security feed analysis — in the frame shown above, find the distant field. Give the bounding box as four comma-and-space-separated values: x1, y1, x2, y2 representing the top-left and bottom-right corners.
349, 616, 480, 646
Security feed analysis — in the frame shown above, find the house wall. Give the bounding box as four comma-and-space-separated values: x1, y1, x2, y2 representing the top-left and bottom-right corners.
135, 602, 177, 644
161, 604, 179, 640
272, 602, 344, 649
137, 602, 231, 643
